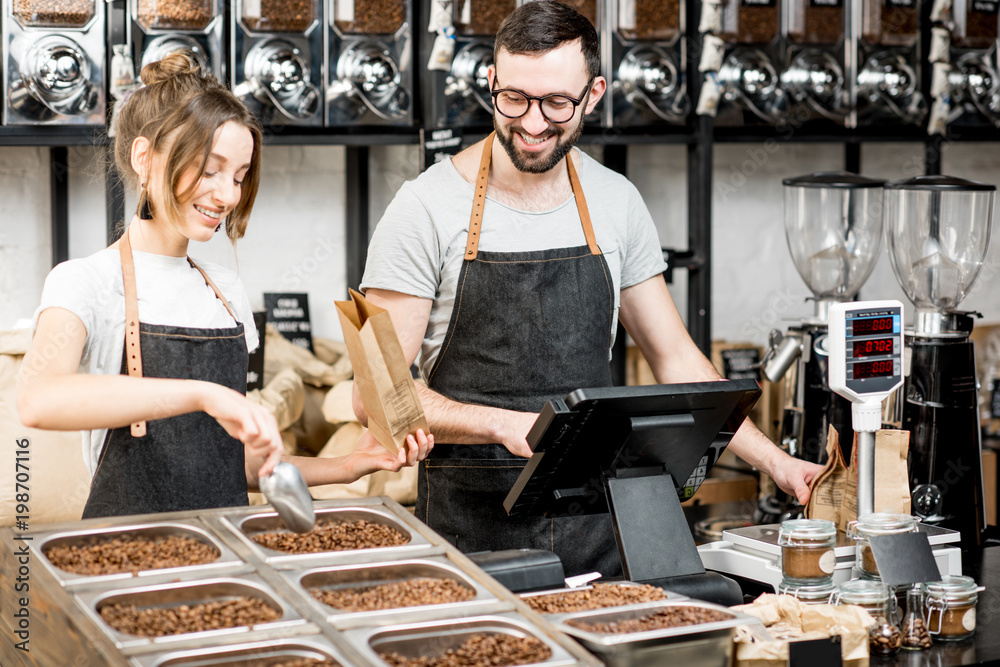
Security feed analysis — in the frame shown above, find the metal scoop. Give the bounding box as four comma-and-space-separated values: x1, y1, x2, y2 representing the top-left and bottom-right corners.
259, 462, 315, 533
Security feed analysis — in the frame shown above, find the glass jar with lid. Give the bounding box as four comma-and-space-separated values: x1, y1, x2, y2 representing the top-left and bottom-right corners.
778, 519, 837, 584
923, 575, 981, 641
12, 0, 96, 28
777, 580, 838, 604
242, 0, 317, 33
837, 579, 902, 655
848, 513, 918, 579
137, 0, 216, 31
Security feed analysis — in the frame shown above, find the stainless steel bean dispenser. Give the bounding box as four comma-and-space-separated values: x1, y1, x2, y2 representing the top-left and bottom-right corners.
231, 0, 323, 126
129, 0, 224, 81
4, 0, 105, 125
781, 0, 850, 126
854, 0, 925, 126
327, 0, 414, 126
936, 0, 1000, 130
609, 0, 689, 126
714, 0, 789, 125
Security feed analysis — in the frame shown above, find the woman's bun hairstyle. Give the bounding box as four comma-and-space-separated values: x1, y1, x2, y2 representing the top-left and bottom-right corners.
140, 50, 203, 86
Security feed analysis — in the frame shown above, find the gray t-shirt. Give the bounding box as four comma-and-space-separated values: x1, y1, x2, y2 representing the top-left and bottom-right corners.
361, 149, 668, 380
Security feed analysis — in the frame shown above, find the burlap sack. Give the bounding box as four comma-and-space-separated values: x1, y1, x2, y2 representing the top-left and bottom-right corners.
0, 329, 91, 526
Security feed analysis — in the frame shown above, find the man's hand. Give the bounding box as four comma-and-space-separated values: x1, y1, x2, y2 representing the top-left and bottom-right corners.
344, 429, 435, 481
491, 411, 538, 458
770, 455, 824, 505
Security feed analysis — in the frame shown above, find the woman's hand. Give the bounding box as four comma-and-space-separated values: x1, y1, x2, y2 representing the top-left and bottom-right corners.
201, 384, 283, 478
344, 428, 435, 481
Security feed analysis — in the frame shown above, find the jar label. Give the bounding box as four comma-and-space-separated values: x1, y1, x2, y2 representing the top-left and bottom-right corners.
964, 608, 976, 631
819, 550, 836, 573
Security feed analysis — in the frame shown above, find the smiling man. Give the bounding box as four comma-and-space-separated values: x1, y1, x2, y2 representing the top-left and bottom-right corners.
356, 1, 821, 577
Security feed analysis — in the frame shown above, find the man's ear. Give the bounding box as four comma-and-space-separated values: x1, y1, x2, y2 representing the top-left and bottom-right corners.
584, 76, 607, 114
487, 63, 496, 90
130, 136, 151, 184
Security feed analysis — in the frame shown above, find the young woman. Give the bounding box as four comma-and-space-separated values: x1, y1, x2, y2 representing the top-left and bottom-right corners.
17, 52, 432, 519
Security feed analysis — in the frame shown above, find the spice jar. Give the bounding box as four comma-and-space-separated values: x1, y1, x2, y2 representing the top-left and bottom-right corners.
848, 513, 918, 579
616, 0, 680, 41
778, 519, 837, 584
837, 579, 902, 655
777, 580, 838, 604
719, 0, 781, 44
923, 576, 980, 641
12, 0, 96, 28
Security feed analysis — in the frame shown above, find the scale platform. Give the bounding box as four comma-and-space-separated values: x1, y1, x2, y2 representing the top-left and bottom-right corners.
697, 523, 963, 591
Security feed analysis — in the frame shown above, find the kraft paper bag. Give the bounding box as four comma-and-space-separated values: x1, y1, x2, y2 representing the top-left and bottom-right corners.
335, 289, 428, 455
805, 425, 849, 524
838, 429, 911, 532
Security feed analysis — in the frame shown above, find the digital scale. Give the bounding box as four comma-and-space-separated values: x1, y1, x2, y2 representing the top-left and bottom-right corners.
699, 300, 963, 590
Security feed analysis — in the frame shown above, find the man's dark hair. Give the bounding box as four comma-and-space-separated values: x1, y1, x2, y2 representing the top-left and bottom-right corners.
494, 1, 601, 80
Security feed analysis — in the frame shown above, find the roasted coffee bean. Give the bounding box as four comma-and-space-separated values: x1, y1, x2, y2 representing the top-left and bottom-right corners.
242, 0, 314, 33
619, 0, 679, 40
272, 660, 341, 667
379, 633, 551, 667
312, 577, 475, 611
13, 0, 93, 26
738, 2, 779, 43
861, 0, 917, 46
251, 519, 409, 553
524, 583, 667, 614
99, 596, 280, 637
567, 605, 731, 633
454, 0, 515, 35
137, 0, 212, 30
334, 0, 405, 34
957, 6, 999, 48
44, 535, 218, 576
902, 616, 933, 649
789, 3, 844, 44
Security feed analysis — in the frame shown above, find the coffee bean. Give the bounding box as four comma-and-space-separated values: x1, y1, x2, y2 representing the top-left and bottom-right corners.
861, 0, 917, 46
454, 0, 515, 35
620, 0, 680, 40
99, 596, 280, 637
312, 577, 475, 611
524, 583, 667, 614
334, 0, 405, 34
45, 535, 218, 576
250, 519, 409, 553
12, 0, 93, 26
242, 0, 314, 33
379, 633, 551, 667
137, 0, 212, 30
566, 605, 731, 633
958, 5, 999, 48
789, 4, 844, 44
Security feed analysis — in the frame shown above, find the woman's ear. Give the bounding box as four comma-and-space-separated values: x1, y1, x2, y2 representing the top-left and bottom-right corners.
130, 136, 151, 185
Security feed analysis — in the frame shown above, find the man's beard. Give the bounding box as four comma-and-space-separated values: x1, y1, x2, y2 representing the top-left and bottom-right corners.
494, 109, 587, 174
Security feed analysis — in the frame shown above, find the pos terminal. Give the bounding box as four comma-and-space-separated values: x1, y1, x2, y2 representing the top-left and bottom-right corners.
503, 380, 762, 603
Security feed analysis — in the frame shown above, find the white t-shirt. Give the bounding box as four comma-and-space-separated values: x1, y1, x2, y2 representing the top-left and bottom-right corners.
361, 149, 668, 380
33, 247, 259, 477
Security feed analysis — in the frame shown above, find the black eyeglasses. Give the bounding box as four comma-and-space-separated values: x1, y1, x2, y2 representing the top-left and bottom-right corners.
490, 78, 594, 124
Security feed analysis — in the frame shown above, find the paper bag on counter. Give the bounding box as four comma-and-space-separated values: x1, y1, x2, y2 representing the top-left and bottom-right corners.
805, 425, 849, 524
838, 429, 911, 532
335, 289, 428, 454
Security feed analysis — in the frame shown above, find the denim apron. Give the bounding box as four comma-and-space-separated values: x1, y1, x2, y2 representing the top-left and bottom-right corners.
82, 230, 249, 518
416, 132, 622, 576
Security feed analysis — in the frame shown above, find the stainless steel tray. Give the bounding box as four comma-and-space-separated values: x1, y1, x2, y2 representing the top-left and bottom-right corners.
283, 556, 511, 629
548, 600, 754, 667
129, 634, 352, 666
74, 574, 307, 651
30, 520, 247, 589
520, 581, 688, 614
217, 505, 435, 567
343, 612, 580, 666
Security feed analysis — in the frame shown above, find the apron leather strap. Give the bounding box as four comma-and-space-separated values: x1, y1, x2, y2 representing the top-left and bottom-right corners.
117, 230, 147, 437
114, 228, 239, 437
464, 132, 601, 261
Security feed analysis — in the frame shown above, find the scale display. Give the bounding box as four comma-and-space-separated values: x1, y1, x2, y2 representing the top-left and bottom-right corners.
829, 301, 905, 401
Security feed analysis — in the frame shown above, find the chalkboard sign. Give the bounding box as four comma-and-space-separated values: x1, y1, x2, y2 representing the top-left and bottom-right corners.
264, 293, 314, 353
992, 378, 1000, 419
721, 348, 761, 380
247, 311, 267, 392
420, 128, 464, 171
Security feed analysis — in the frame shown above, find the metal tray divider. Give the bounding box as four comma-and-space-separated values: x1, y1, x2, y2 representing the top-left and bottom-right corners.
127, 633, 359, 667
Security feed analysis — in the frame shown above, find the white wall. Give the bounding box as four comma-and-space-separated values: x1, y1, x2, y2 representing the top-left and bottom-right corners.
2, 139, 999, 346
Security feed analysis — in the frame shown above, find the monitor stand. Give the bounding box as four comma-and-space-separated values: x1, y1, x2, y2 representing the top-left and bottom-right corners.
603, 467, 705, 581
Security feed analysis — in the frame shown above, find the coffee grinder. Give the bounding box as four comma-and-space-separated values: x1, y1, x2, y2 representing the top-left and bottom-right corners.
759, 172, 887, 522
883, 175, 996, 546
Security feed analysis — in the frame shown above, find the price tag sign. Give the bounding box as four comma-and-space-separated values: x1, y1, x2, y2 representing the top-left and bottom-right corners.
991, 378, 1000, 419
869, 532, 941, 587
264, 293, 314, 353
420, 128, 464, 171
247, 311, 267, 392
788, 636, 842, 667
721, 348, 760, 380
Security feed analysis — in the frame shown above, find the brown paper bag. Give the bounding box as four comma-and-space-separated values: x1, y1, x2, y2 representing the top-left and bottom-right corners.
805, 425, 849, 524
838, 429, 911, 532
335, 289, 428, 455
